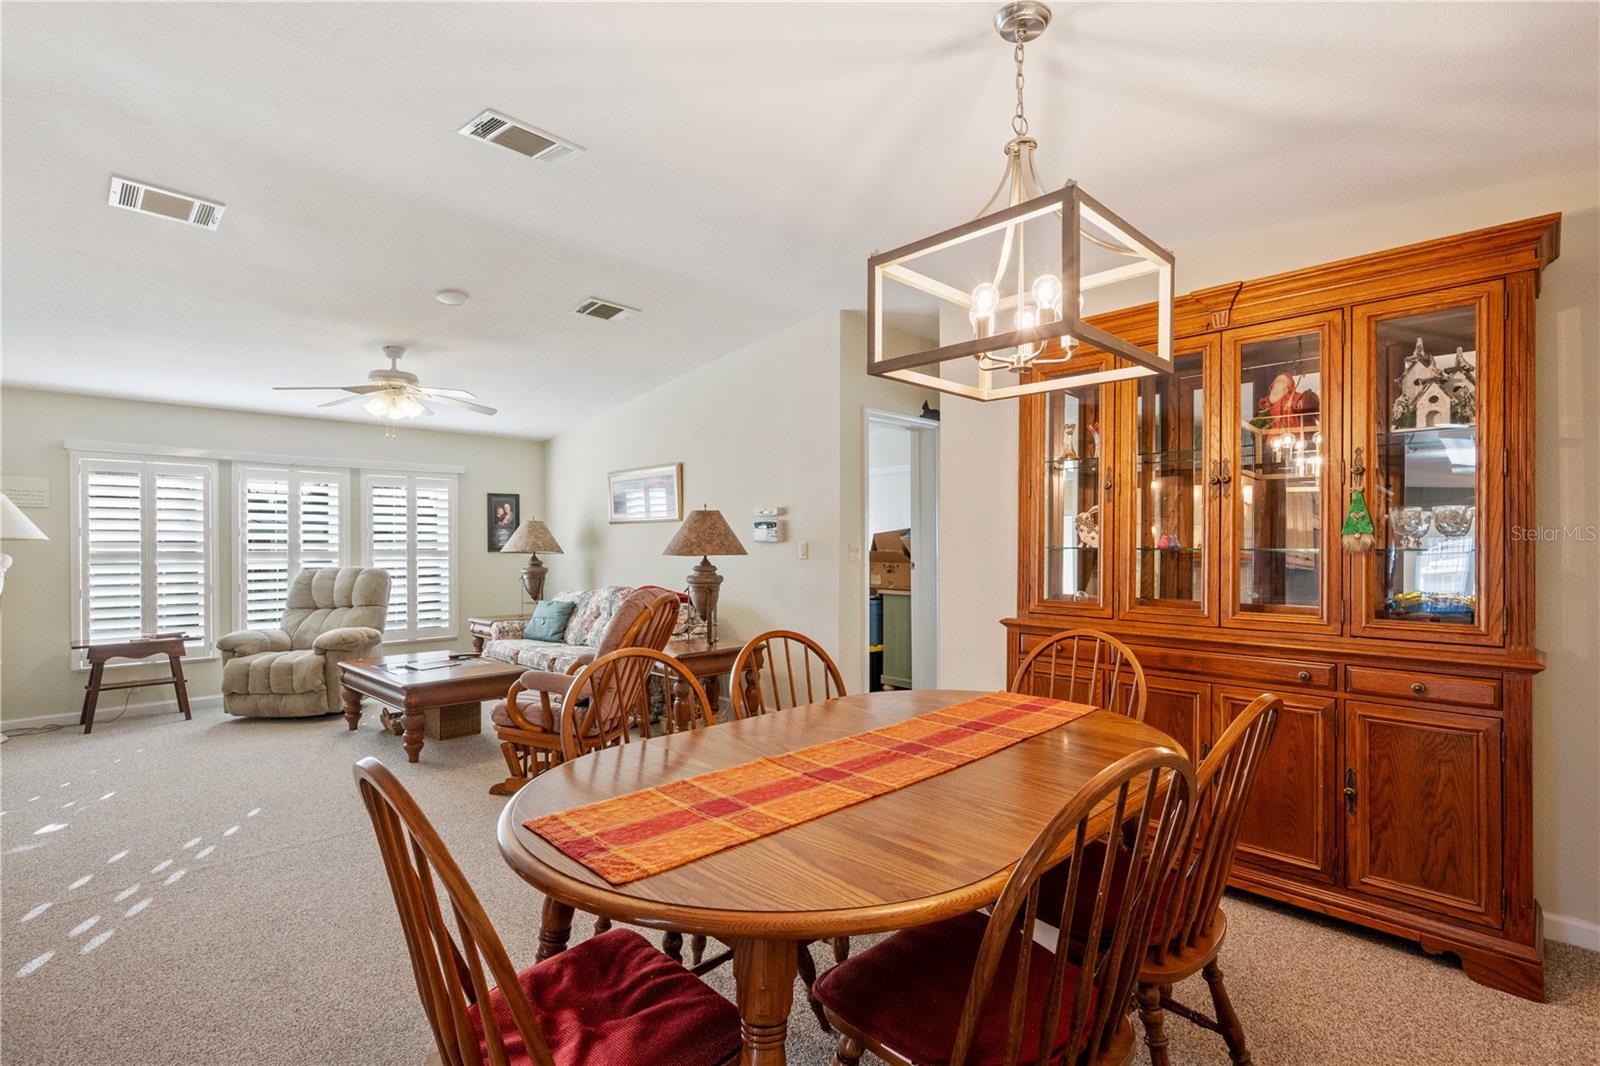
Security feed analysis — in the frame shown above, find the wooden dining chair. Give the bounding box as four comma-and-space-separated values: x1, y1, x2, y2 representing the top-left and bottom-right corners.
730, 628, 847, 718
352, 756, 741, 1066
1132, 692, 1281, 1066
815, 745, 1197, 1066
1009, 628, 1148, 721
491, 590, 678, 794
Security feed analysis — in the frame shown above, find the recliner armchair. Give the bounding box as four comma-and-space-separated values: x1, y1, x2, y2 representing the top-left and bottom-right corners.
218, 567, 390, 718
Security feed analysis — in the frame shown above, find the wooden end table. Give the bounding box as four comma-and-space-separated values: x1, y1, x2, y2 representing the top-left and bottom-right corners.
338, 653, 525, 763
70, 633, 193, 735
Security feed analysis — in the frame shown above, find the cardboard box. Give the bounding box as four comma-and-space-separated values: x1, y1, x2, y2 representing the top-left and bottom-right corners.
869, 528, 912, 591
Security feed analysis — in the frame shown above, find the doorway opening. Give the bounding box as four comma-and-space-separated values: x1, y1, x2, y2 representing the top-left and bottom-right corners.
864, 409, 939, 692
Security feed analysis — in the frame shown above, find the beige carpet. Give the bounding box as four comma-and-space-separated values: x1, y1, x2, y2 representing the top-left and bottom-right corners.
2, 704, 1596, 1066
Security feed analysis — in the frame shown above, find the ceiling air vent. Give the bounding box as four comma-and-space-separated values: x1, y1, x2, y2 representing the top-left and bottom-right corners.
573, 298, 638, 322
458, 109, 583, 165
107, 176, 225, 230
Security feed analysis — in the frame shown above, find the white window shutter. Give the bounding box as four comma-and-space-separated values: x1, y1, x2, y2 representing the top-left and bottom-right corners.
74, 455, 215, 660
83, 464, 144, 644
362, 473, 456, 641
237, 468, 346, 628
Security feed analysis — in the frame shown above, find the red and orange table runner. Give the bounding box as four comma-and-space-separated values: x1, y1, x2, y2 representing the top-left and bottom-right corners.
525, 690, 1092, 885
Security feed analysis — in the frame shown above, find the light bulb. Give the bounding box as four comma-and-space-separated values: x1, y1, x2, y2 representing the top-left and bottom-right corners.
970, 282, 1001, 317
364, 395, 391, 418
1014, 302, 1038, 332
397, 395, 424, 419
1031, 273, 1062, 312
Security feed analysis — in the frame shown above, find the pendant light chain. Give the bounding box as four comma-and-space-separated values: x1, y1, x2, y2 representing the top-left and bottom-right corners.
1012, 42, 1029, 137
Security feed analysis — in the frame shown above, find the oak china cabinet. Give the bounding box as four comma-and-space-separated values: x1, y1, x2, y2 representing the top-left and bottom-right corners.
1006, 215, 1560, 1000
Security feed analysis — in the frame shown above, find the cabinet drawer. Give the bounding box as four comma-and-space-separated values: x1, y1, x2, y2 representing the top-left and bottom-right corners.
1345, 667, 1500, 709
1133, 645, 1336, 690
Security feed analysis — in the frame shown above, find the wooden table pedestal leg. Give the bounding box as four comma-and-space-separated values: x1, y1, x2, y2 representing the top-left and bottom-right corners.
169, 655, 192, 721
402, 705, 425, 763
733, 937, 798, 1066
536, 898, 575, 962
342, 687, 363, 731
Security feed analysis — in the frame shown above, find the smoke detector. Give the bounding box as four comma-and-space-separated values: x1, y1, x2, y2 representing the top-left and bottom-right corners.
458, 109, 583, 165
108, 176, 225, 230
572, 297, 638, 322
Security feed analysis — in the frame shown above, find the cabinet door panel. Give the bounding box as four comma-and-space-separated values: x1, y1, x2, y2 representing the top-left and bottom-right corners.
1219, 311, 1344, 636
1216, 686, 1338, 883
1120, 338, 1220, 625
1345, 700, 1503, 927
1133, 674, 1210, 762
1348, 282, 1506, 645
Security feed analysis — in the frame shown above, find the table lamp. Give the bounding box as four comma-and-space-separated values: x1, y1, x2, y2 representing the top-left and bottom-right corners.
663, 508, 746, 644
499, 519, 563, 601
0, 493, 48, 602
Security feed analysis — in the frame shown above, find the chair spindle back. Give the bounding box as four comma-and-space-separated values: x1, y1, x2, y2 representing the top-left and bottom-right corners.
949, 747, 1195, 1066
354, 757, 556, 1066
1150, 693, 1281, 962
1008, 628, 1148, 721
729, 629, 846, 718
559, 647, 719, 759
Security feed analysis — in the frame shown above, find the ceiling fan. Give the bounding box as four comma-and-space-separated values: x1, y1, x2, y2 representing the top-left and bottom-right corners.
274, 345, 496, 422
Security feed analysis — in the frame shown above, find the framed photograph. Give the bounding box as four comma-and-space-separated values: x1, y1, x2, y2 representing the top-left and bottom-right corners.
487, 493, 520, 551
608, 463, 683, 524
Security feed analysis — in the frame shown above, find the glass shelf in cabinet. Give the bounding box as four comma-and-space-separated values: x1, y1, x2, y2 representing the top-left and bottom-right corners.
1046, 456, 1100, 470
1044, 545, 1101, 552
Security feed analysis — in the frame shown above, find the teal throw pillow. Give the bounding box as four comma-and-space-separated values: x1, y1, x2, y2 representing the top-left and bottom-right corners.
523, 599, 575, 642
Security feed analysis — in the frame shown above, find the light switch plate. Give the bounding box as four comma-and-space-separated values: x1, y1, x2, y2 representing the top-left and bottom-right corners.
797, 541, 809, 560
847, 544, 862, 563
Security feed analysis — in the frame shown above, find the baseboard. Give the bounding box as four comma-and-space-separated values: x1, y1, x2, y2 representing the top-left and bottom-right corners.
1544, 911, 1600, 951
1, 693, 223, 733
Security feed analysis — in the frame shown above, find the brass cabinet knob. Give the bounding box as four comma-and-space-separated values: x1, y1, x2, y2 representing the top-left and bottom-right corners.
1411, 681, 1426, 695
1298, 670, 1312, 683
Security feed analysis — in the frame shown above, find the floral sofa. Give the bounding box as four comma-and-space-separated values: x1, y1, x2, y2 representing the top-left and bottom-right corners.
481, 584, 702, 672
480, 586, 638, 674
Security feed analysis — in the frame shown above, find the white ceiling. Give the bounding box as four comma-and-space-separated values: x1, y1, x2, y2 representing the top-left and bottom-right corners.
3, 3, 1595, 439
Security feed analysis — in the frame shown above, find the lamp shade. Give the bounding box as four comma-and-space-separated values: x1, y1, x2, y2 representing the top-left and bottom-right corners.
663, 509, 746, 558
0, 494, 47, 541
499, 519, 562, 555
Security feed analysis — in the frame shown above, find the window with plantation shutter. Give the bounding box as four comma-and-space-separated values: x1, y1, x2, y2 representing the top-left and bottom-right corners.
361, 473, 456, 640
73, 455, 216, 662
235, 467, 347, 628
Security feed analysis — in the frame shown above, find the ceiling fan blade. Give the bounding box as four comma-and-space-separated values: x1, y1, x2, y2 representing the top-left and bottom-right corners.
420, 386, 480, 401
318, 394, 368, 408
425, 394, 497, 416
274, 384, 384, 394
414, 398, 435, 417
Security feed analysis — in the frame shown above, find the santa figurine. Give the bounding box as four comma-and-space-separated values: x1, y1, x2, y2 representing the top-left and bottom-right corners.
1258, 372, 1318, 427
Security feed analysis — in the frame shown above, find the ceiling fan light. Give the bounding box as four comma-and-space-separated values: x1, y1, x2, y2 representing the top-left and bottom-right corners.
396, 395, 425, 419
363, 394, 392, 418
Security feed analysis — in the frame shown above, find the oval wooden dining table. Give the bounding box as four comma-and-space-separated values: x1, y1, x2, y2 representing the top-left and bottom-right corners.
497, 688, 1182, 1066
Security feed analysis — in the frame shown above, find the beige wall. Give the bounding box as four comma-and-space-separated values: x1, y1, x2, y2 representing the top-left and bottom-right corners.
543, 311, 934, 688
0, 388, 544, 725
936, 171, 1600, 943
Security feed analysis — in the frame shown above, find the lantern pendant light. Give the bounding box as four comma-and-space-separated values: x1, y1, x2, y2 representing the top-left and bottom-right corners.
866, 1, 1175, 401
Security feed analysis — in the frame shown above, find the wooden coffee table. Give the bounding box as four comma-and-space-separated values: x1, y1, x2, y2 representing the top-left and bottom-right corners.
339, 653, 524, 763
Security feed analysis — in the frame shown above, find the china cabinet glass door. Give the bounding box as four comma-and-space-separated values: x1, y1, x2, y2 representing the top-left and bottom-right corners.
1043, 382, 1110, 612
1123, 339, 1217, 621
1350, 282, 1504, 643
1221, 311, 1343, 633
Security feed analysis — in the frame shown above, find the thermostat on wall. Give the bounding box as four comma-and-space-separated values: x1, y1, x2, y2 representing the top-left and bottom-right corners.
753, 519, 783, 544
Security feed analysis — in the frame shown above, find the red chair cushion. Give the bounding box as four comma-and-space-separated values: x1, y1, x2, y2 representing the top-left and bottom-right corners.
468, 928, 740, 1066
1035, 840, 1181, 946
812, 911, 1094, 1066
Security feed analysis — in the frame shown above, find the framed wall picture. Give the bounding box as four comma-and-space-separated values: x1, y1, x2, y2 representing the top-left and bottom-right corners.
608, 463, 683, 524
487, 493, 520, 551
